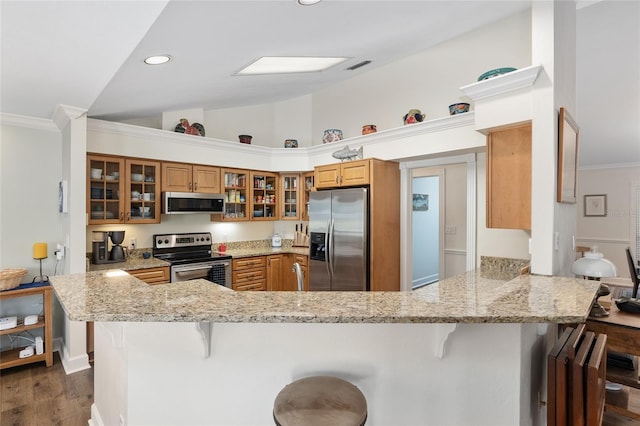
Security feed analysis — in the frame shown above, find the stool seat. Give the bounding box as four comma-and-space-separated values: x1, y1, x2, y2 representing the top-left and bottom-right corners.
273, 376, 367, 426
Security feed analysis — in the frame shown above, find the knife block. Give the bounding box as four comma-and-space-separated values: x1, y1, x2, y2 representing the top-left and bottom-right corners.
293, 231, 309, 247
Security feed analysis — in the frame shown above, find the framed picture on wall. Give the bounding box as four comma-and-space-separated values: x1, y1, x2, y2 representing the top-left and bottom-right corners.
412, 194, 429, 211
584, 194, 607, 217
557, 107, 579, 204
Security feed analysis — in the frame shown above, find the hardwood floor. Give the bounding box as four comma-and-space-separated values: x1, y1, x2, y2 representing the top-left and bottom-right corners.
0, 352, 636, 425
0, 353, 92, 426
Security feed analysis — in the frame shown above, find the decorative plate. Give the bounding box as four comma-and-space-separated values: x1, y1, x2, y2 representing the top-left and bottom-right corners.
477, 67, 517, 81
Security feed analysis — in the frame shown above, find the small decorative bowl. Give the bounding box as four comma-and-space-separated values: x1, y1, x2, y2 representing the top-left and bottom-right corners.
284, 139, 298, 148
362, 124, 377, 135
477, 67, 517, 81
323, 129, 343, 144
449, 103, 470, 115
239, 135, 252, 144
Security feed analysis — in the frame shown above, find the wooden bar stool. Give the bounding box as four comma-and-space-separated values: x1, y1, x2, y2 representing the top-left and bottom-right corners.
273, 376, 368, 426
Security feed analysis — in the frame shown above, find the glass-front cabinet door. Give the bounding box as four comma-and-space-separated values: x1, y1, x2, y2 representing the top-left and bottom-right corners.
87, 155, 125, 224
280, 174, 299, 220
219, 168, 249, 221
250, 171, 278, 220
302, 171, 314, 221
125, 159, 160, 223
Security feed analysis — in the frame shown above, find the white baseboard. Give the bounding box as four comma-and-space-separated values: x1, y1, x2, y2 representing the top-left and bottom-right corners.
56, 336, 91, 374
89, 403, 104, 426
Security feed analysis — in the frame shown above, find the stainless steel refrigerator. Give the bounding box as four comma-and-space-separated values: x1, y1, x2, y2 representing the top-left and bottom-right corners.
309, 188, 368, 291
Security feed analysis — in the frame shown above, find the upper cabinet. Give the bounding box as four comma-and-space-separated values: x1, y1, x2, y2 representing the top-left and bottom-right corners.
280, 173, 300, 220
88, 155, 125, 224
302, 171, 314, 221
125, 159, 160, 223
249, 171, 279, 220
315, 160, 370, 189
486, 122, 532, 230
161, 162, 221, 193
219, 168, 249, 221
87, 154, 160, 224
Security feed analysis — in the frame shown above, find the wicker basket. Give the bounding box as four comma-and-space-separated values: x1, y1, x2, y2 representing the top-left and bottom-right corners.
0, 268, 28, 291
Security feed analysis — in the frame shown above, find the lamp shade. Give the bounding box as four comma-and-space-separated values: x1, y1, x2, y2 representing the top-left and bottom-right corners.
33, 242, 48, 260
572, 250, 617, 278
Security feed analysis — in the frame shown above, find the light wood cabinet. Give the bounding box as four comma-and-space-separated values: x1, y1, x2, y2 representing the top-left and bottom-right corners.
162, 162, 221, 193
302, 171, 314, 220
249, 171, 279, 220
280, 173, 300, 220
315, 159, 369, 189
232, 256, 266, 291
217, 168, 249, 221
0, 284, 53, 369
313, 158, 400, 291
88, 155, 161, 224
486, 122, 531, 230
266, 254, 284, 291
125, 158, 161, 224
88, 154, 125, 224
128, 266, 169, 284
282, 253, 309, 291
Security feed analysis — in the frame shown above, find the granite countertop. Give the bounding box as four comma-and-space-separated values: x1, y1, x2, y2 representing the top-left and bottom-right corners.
50, 269, 599, 324
221, 246, 309, 258
88, 256, 169, 272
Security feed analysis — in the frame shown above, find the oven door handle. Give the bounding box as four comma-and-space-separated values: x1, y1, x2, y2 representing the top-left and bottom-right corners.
174, 265, 213, 273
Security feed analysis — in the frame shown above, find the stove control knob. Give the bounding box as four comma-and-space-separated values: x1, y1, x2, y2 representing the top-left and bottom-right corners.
164, 239, 169, 244
157, 239, 163, 245
205, 236, 210, 242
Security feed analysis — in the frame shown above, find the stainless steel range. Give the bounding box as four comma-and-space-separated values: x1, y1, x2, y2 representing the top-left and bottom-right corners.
152, 232, 232, 287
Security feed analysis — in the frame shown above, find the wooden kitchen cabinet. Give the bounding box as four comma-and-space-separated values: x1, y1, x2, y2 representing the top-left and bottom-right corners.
125, 158, 161, 223
0, 284, 53, 369
232, 256, 266, 291
266, 254, 284, 291
216, 168, 249, 221
161, 162, 221, 194
302, 171, 314, 220
87, 154, 125, 224
88, 154, 160, 224
315, 159, 369, 189
249, 171, 279, 220
486, 122, 531, 230
128, 266, 169, 284
280, 173, 300, 220
282, 253, 309, 291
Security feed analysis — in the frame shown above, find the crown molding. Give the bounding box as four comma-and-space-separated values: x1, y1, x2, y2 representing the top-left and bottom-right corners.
52, 105, 87, 131
460, 65, 543, 101
0, 112, 58, 132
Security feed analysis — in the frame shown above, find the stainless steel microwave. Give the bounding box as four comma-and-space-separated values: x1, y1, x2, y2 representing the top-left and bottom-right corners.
162, 192, 225, 214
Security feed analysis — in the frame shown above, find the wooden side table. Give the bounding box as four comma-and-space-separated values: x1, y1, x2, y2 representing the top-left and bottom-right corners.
585, 306, 640, 420
0, 283, 53, 369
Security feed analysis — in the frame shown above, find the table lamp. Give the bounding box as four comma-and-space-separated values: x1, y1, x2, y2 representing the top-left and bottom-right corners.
32, 242, 49, 282
572, 246, 617, 317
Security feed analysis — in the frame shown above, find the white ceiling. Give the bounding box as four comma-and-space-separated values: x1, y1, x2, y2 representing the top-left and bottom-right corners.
1, 0, 638, 168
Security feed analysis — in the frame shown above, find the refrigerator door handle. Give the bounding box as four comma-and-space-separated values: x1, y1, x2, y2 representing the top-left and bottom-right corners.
324, 220, 332, 279
328, 218, 335, 278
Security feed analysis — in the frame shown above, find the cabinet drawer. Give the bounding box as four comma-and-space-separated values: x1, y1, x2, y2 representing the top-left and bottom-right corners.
129, 267, 170, 284
292, 254, 308, 266
233, 279, 266, 291
232, 256, 266, 271
233, 268, 266, 284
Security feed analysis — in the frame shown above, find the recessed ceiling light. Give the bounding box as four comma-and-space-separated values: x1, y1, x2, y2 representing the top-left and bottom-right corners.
144, 55, 172, 65
236, 56, 349, 75
298, 0, 322, 5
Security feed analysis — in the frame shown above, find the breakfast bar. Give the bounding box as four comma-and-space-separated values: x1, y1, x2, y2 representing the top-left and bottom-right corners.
50, 271, 599, 426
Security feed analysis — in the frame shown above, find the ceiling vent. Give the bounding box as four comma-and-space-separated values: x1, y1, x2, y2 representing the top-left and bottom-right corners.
346, 60, 372, 71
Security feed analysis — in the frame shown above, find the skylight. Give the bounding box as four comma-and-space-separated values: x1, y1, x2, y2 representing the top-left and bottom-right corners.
235, 56, 349, 75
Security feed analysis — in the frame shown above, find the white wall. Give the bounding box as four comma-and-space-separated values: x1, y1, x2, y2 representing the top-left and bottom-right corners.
411, 175, 440, 286
576, 164, 640, 279
443, 163, 468, 278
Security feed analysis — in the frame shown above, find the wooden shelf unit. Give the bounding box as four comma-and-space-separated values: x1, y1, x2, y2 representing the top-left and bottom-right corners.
0, 284, 53, 369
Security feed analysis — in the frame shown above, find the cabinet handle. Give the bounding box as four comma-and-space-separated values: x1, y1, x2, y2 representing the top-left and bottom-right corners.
189, 182, 193, 190
194, 182, 198, 190
335, 177, 339, 184
125, 212, 129, 221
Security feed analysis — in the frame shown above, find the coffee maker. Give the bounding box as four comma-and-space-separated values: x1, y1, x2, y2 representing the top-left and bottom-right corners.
92, 230, 126, 264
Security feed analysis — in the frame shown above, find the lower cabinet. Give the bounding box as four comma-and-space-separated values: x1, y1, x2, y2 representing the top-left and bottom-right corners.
232, 256, 267, 291
233, 254, 309, 291
128, 266, 170, 284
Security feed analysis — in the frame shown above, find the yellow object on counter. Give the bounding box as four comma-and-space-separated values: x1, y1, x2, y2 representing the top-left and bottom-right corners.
33, 242, 48, 259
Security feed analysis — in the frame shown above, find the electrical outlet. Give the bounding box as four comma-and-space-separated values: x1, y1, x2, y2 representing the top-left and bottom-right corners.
554, 232, 560, 250
130, 238, 136, 250
55, 243, 65, 260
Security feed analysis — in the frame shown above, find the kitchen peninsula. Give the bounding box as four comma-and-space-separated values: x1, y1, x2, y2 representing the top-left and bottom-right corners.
50, 269, 599, 426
